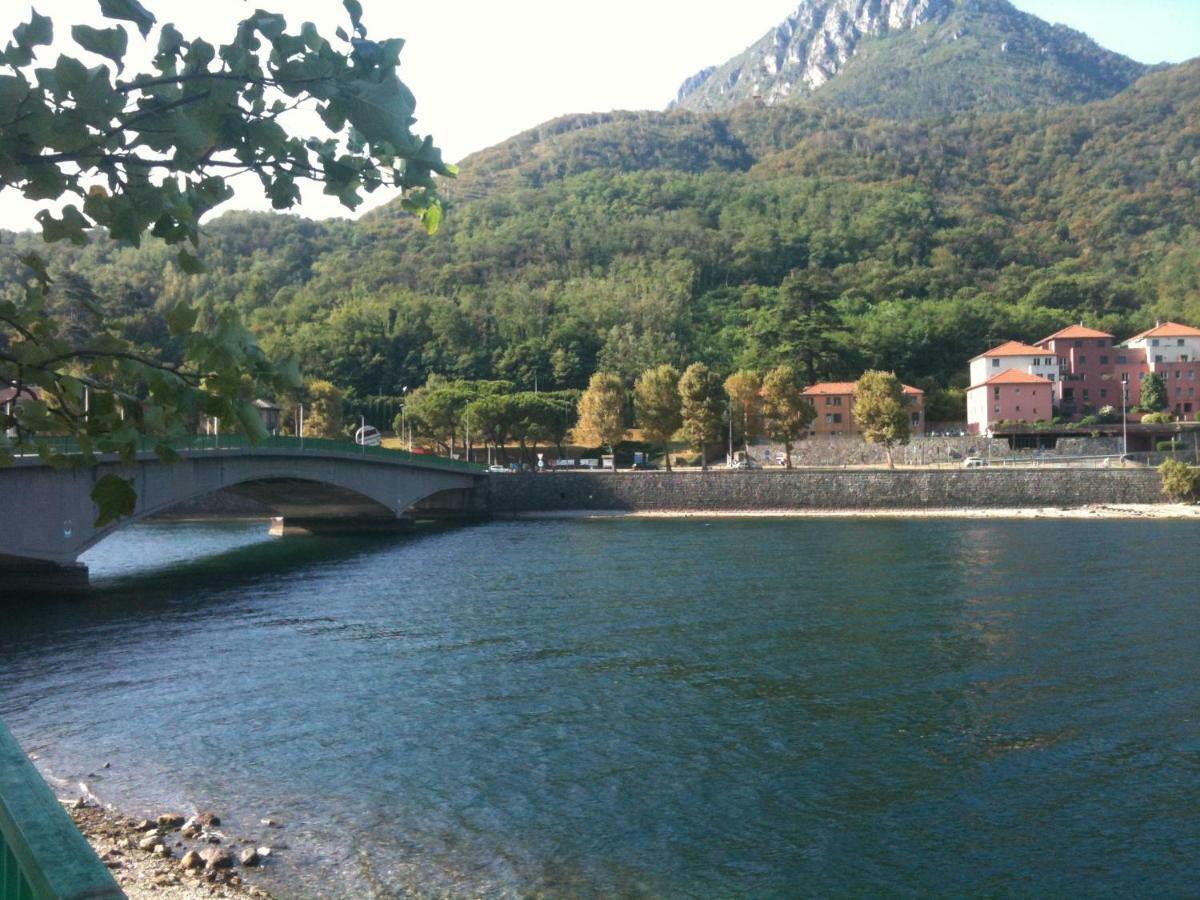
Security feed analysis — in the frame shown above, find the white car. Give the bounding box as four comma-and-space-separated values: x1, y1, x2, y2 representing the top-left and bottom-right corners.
486, 464, 511, 473
963, 457, 988, 468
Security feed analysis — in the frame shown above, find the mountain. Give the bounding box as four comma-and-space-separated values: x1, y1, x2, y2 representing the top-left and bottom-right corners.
671, 0, 1148, 118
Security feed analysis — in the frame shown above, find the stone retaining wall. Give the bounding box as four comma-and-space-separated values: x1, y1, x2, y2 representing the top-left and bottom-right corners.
487, 469, 1164, 513
759, 435, 1127, 468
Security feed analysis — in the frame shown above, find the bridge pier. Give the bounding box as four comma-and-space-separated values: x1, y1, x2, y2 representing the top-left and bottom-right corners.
267, 516, 417, 537
0, 557, 90, 597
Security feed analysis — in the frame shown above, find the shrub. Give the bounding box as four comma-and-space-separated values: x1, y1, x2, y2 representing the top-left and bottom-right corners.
1078, 414, 1101, 426
1159, 459, 1198, 501
1142, 412, 1173, 424
1156, 440, 1182, 452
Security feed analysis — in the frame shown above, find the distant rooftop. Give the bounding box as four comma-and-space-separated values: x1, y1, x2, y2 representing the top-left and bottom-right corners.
1125, 321, 1200, 342
1039, 324, 1114, 342
968, 369, 1054, 389
971, 340, 1047, 360
803, 382, 923, 396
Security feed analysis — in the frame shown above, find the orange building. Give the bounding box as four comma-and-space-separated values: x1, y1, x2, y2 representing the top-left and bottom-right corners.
802, 382, 925, 437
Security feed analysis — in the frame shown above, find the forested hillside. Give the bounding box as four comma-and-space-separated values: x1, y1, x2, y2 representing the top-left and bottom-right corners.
2, 56, 1198, 418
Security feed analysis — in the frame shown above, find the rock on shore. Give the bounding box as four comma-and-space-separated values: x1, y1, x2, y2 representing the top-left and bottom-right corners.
64, 798, 277, 899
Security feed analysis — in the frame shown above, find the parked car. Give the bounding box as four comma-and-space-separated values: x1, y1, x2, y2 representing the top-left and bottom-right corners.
730, 458, 761, 470
631, 461, 659, 470
486, 464, 511, 473
963, 457, 988, 468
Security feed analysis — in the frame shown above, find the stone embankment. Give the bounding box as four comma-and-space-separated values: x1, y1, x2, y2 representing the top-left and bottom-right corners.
66, 797, 279, 899
488, 468, 1164, 514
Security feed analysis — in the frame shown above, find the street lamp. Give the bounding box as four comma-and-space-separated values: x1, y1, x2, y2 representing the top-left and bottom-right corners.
1121, 375, 1129, 459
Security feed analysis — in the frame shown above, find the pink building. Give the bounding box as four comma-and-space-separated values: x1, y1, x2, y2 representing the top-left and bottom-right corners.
803, 381, 925, 437
967, 321, 1200, 432
967, 370, 1053, 432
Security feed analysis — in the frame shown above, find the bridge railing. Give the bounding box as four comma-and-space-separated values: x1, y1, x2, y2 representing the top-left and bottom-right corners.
0, 721, 123, 899
5, 434, 485, 475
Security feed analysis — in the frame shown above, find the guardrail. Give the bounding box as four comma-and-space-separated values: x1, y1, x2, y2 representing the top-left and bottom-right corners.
5, 434, 485, 476
0, 721, 122, 899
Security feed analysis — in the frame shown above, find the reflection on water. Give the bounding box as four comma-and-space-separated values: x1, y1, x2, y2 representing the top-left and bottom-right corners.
2, 518, 1199, 897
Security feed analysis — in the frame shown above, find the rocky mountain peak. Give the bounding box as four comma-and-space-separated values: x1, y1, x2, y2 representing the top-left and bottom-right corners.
673, 0, 955, 110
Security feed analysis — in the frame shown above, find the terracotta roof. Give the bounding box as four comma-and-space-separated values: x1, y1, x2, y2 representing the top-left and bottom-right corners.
1038, 324, 1114, 342
967, 369, 1054, 390
1125, 321, 1200, 342
803, 382, 923, 396
970, 340, 1047, 361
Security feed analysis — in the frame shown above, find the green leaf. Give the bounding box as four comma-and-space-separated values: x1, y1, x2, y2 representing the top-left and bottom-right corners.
153, 443, 180, 465
91, 473, 136, 527
343, 0, 364, 35
0, 74, 30, 122
236, 400, 269, 441
71, 24, 128, 71
18, 252, 51, 286
177, 247, 205, 274
157, 23, 184, 57
165, 301, 199, 336
36, 205, 90, 245
99, 0, 156, 38
9, 10, 53, 66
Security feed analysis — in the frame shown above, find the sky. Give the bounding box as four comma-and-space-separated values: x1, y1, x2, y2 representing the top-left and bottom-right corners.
1, 0, 1198, 231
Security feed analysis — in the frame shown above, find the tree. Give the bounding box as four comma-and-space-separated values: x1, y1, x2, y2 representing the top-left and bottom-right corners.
462, 393, 516, 463
678, 363, 724, 471
852, 371, 911, 469
634, 364, 682, 470
0, 1, 452, 524
724, 369, 762, 455
302, 379, 344, 439
761, 365, 815, 468
1141, 372, 1168, 413
755, 269, 844, 382
1159, 459, 1197, 501
576, 372, 626, 452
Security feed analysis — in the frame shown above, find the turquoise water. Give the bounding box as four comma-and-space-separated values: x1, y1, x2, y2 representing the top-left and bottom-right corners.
1, 518, 1198, 896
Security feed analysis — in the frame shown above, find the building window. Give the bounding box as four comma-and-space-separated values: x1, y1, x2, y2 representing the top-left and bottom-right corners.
1100, 389, 1108, 399
1015, 406, 1021, 412
1156, 355, 1164, 363
825, 414, 832, 424
1100, 355, 1109, 365
1178, 339, 1186, 346
1140, 372, 1146, 380
994, 387, 1000, 398
1099, 339, 1109, 346
832, 413, 842, 424
1078, 356, 1086, 364
1182, 355, 1189, 362
1117, 355, 1128, 364
1152, 339, 1160, 347
1075, 340, 1083, 347
1083, 390, 1089, 400
1177, 370, 1183, 378
911, 413, 920, 426
992, 358, 1000, 367
993, 405, 1000, 414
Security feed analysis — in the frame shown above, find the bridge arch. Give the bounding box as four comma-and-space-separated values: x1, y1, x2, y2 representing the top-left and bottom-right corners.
0, 447, 483, 571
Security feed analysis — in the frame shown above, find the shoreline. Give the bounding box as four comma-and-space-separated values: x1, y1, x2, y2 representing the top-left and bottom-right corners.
50, 786, 279, 899
506, 503, 1200, 520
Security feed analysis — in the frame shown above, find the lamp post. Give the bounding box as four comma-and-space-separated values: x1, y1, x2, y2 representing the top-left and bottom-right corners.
1121, 376, 1128, 459
728, 402, 734, 467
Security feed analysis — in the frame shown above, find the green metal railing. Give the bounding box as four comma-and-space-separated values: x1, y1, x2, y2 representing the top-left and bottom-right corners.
0, 722, 122, 900
7, 434, 485, 476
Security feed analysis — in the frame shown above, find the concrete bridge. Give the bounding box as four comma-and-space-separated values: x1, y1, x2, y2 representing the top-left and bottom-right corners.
0, 438, 484, 588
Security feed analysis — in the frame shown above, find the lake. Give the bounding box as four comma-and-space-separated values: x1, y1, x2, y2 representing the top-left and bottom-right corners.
1, 517, 1198, 896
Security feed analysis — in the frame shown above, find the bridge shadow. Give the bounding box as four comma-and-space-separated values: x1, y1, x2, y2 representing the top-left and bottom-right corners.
0, 519, 482, 641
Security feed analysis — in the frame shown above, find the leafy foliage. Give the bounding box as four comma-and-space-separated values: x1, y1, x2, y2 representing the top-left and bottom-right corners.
1159, 459, 1197, 501
576, 372, 626, 452
761, 365, 815, 468
0, 1, 450, 524
634, 364, 682, 469
678, 363, 725, 469
852, 370, 910, 467
1140, 373, 1168, 413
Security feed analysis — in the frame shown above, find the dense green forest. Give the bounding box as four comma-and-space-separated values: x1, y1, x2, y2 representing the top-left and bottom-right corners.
2, 57, 1198, 422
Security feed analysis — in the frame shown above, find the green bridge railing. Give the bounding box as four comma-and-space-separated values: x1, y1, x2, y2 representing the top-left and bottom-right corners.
0, 721, 122, 900
10, 434, 485, 476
